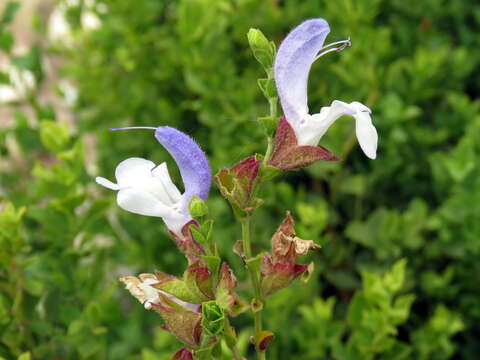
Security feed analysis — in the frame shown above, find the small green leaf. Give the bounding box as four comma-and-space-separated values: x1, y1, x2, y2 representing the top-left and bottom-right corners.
245, 253, 263, 272
40, 120, 70, 153
1, 1, 20, 25
189, 224, 207, 244
17, 352, 31, 360
257, 78, 277, 98
0, 31, 14, 52
201, 255, 221, 275
258, 116, 278, 135
200, 219, 214, 240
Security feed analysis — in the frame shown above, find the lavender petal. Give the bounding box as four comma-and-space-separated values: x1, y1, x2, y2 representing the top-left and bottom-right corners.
274, 18, 330, 128
155, 127, 211, 210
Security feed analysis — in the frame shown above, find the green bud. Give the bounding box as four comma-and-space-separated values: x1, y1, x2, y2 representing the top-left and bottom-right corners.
189, 196, 208, 218
247, 28, 275, 71
201, 300, 225, 336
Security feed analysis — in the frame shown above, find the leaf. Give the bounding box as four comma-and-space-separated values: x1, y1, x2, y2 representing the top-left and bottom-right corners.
1, 1, 20, 25
200, 255, 221, 275
40, 121, 70, 153
17, 353, 30, 360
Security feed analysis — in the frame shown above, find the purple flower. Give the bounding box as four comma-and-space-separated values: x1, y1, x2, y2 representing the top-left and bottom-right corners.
274, 18, 378, 159
96, 126, 211, 236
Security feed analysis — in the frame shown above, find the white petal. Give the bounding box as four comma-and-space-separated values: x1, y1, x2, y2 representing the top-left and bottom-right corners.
138, 283, 160, 304
115, 158, 156, 188
152, 163, 182, 204
96, 176, 120, 190
162, 213, 192, 236
298, 100, 378, 159
297, 100, 353, 146
354, 108, 378, 159
116, 188, 175, 218
115, 158, 179, 205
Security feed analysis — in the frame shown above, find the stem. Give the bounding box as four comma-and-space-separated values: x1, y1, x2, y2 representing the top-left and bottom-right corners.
263, 136, 273, 166
224, 318, 241, 360
241, 217, 266, 360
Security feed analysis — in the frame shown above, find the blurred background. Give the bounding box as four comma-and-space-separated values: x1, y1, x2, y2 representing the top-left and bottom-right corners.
0, 0, 479, 359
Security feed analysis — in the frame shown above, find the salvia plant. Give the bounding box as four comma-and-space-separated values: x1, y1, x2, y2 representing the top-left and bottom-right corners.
95, 18, 378, 360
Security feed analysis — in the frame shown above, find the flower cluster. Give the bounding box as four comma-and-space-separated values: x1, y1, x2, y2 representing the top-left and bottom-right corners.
96, 17, 378, 360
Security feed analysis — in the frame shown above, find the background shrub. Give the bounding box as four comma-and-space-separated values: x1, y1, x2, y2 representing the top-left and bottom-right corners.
0, 0, 479, 359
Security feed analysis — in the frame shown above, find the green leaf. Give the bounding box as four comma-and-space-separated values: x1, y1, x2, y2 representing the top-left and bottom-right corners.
189, 224, 207, 244
200, 219, 214, 241
257, 78, 277, 99
384, 259, 407, 293
0, 30, 14, 52
17, 352, 30, 360
40, 120, 70, 153
201, 255, 221, 275
1, 1, 20, 25
245, 252, 263, 272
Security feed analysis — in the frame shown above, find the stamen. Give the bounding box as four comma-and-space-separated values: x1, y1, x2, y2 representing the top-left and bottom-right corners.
314, 38, 351, 60
109, 126, 157, 131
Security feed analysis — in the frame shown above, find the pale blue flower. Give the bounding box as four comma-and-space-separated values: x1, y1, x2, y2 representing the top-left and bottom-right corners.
275, 18, 378, 159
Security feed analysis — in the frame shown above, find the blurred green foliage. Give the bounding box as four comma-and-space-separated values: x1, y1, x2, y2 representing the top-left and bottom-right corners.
1, 0, 479, 358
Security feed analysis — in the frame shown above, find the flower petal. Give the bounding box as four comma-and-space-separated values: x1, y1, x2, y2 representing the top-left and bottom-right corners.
152, 162, 182, 204
295, 100, 352, 145
116, 187, 177, 218
95, 176, 120, 190
115, 157, 156, 187
115, 158, 181, 206
274, 18, 330, 128
155, 127, 211, 205
298, 100, 378, 159
353, 104, 378, 159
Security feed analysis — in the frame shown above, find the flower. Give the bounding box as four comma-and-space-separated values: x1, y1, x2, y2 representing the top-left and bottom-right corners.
96, 126, 211, 236
119, 273, 201, 312
274, 18, 378, 159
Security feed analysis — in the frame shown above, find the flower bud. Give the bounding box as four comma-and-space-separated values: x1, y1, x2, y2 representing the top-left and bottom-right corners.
201, 300, 225, 336
247, 28, 275, 71
172, 348, 193, 360
189, 196, 209, 218
215, 156, 262, 218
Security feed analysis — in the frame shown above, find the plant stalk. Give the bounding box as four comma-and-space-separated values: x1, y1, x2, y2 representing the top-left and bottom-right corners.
241, 217, 266, 360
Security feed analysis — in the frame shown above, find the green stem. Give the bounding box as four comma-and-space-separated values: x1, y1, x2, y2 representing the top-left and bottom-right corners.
262, 136, 274, 166
241, 217, 266, 360
224, 318, 241, 360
